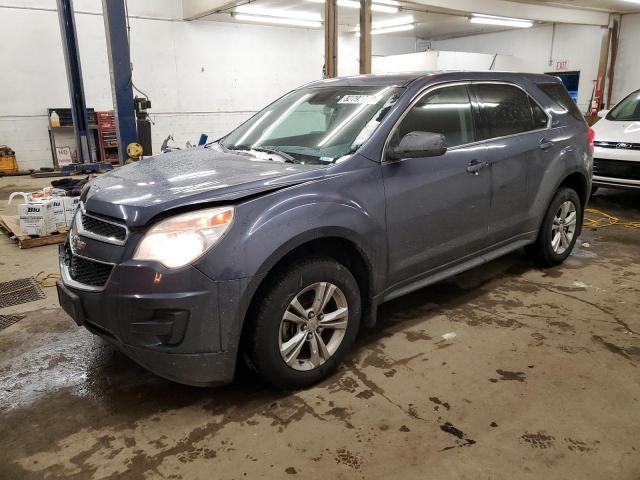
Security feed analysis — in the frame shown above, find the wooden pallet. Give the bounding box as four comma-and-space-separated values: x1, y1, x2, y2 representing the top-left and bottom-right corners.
0, 215, 67, 249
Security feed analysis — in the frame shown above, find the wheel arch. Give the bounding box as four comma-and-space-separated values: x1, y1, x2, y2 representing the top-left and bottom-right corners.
238, 234, 377, 359
557, 171, 589, 235
559, 171, 588, 209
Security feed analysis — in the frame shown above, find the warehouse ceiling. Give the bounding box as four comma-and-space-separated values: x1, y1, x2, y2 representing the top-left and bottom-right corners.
189, 0, 639, 39
200, 1, 541, 38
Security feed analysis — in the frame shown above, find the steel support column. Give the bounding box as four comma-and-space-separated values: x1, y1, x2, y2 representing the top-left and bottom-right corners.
359, 0, 372, 74
605, 17, 620, 108
56, 0, 93, 164
324, 0, 338, 78
102, 0, 137, 164
592, 25, 611, 115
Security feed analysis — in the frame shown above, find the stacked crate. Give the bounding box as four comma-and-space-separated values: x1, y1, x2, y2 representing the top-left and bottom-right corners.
0, 146, 18, 174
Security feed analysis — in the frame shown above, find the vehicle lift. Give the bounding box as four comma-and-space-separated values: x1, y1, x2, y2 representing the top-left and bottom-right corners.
56, 0, 146, 174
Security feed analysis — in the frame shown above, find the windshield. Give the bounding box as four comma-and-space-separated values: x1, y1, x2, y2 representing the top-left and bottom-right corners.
607, 89, 640, 121
221, 85, 403, 163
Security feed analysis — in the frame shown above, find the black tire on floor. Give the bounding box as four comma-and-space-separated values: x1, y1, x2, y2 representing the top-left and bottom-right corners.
530, 187, 583, 267
246, 257, 361, 390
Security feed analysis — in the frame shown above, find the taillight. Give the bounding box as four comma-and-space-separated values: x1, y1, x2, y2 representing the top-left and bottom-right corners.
587, 127, 595, 149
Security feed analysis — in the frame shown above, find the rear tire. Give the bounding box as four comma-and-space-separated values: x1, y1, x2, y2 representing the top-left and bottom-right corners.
246, 257, 361, 390
530, 187, 582, 267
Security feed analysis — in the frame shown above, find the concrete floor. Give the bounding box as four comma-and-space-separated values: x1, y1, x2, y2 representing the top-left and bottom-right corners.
0, 175, 639, 480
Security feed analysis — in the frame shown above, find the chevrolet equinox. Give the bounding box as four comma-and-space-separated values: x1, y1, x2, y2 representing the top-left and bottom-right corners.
57, 72, 593, 389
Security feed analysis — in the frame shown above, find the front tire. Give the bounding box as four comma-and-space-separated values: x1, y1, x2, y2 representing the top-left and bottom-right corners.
530, 187, 582, 267
246, 257, 361, 389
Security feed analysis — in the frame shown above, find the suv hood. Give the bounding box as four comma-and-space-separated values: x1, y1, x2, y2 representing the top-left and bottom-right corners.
83, 148, 328, 227
592, 117, 640, 143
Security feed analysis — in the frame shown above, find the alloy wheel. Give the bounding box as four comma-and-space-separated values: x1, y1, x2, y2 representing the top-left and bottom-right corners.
279, 282, 348, 371
551, 200, 577, 255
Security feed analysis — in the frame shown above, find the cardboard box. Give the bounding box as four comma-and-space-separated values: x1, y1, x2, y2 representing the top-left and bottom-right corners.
63, 197, 80, 227
51, 198, 67, 231
50, 196, 79, 230
18, 201, 55, 236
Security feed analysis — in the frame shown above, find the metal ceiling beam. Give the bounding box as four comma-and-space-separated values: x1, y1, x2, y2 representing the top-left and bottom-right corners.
410, 0, 610, 26
359, 0, 372, 74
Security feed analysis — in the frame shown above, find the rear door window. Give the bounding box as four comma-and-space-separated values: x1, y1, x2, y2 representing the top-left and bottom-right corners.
538, 82, 585, 121
397, 84, 474, 148
472, 83, 538, 140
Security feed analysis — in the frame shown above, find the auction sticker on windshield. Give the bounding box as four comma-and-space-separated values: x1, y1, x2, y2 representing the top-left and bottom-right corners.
338, 95, 380, 105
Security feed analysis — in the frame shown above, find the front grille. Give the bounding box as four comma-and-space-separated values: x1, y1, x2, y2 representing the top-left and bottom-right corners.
64, 245, 114, 288
594, 141, 640, 150
80, 211, 127, 242
594, 158, 640, 181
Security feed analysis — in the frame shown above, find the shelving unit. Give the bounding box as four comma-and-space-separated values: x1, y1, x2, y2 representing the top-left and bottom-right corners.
47, 108, 99, 168
96, 111, 119, 163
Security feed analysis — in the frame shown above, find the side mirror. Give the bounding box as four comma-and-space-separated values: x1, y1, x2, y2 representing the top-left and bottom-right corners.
597, 109, 609, 119
388, 131, 447, 160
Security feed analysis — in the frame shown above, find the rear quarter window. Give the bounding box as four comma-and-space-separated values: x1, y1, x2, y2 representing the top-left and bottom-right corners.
538, 83, 584, 122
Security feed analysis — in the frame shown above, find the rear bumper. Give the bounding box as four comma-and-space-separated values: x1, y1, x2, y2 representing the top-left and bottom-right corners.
57, 244, 248, 387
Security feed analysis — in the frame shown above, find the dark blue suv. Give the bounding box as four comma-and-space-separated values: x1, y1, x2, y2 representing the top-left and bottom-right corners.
57, 71, 593, 389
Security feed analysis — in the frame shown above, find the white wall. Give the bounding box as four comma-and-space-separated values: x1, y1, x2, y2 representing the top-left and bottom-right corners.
612, 13, 640, 105
373, 51, 438, 73
373, 50, 515, 74
431, 24, 605, 113
0, 1, 416, 170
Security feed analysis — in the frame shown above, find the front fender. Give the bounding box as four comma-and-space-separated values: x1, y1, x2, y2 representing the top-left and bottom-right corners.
193, 155, 386, 350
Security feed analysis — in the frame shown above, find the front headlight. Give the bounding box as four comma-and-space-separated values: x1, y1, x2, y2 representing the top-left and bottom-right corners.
133, 206, 234, 268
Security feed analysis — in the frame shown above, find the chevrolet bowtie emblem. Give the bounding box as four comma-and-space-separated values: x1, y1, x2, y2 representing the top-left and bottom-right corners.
71, 231, 87, 254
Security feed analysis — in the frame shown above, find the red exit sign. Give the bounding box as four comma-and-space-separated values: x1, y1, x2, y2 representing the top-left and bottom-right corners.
555, 60, 569, 71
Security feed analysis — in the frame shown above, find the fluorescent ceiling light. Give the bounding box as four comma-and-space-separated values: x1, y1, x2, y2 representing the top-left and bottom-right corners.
372, 14, 414, 28
232, 13, 322, 28
469, 14, 533, 28
340, 0, 398, 13
355, 24, 415, 36
305, 0, 399, 14
354, 14, 414, 30
235, 4, 322, 22
233, 5, 322, 28
354, 14, 414, 35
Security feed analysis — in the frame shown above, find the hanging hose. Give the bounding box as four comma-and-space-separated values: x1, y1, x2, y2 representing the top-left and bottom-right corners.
583, 208, 640, 230
35, 271, 61, 288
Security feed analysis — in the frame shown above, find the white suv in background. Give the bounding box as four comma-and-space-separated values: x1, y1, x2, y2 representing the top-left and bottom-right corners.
592, 88, 640, 192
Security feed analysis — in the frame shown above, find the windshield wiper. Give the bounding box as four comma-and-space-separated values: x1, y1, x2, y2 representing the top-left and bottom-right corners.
228, 145, 297, 163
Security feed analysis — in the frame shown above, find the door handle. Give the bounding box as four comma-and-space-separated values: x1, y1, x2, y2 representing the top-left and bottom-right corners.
539, 138, 554, 150
466, 159, 489, 175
